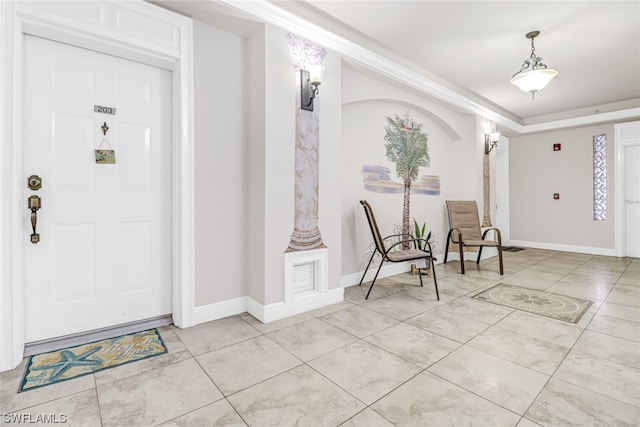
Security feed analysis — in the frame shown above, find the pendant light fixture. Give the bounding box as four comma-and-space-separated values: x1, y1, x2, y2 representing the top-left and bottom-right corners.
511, 31, 558, 99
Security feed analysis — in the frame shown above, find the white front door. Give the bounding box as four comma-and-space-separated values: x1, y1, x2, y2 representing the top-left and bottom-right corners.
625, 144, 640, 258
23, 35, 172, 343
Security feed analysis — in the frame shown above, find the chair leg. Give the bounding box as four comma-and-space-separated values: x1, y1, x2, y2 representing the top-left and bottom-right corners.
498, 245, 504, 275
365, 261, 385, 300
444, 231, 452, 264
430, 256, 439, 301
459, 243, 465, 274
477, 246, 483, 264
418, 264, 424, 287
358, 251, 376, 286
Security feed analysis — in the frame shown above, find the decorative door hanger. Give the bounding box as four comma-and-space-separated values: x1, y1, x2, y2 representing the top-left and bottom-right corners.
95, 121, 116, 164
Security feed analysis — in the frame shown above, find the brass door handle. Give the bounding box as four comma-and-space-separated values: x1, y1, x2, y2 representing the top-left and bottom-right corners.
28, 195, 41, 243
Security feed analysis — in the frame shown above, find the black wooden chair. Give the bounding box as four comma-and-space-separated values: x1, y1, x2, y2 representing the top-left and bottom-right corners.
358, 200, 439, 300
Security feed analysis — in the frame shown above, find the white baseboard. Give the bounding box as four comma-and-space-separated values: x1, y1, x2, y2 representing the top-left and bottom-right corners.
193, 297, 247, 326
508, 240, 616, 257
193, 296, 249, 325
192, 288, 344, 326
247, 287, 344, 324
341, 249, 499, 288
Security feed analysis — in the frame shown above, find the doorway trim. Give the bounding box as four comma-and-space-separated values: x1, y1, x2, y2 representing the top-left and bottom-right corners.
0, 0, 195, 371
614, 121, 640, 257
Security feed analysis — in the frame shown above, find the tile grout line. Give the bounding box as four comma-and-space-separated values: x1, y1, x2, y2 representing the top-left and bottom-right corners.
518, 254, 638, 419
4, 250, 637, 426
93, 376, 104, 427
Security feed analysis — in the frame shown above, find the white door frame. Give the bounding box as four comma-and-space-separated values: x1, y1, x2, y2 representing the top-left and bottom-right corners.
0, 0, 195, 371
615, 121, 640, 257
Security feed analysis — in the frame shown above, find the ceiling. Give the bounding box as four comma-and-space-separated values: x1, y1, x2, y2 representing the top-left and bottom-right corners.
295, 1, 640, 123
156, 1, 640, 130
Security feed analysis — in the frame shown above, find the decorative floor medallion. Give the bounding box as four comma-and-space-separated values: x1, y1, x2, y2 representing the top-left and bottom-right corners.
472, 284, 593, 324
19, 328, 167, 392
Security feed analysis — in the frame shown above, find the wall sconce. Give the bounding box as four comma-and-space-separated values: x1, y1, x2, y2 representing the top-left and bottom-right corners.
301, 64, 322, 111
484, 132, 500, 154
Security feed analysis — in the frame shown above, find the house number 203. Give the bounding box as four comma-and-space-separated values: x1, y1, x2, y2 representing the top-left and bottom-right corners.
94, 105, 116, 115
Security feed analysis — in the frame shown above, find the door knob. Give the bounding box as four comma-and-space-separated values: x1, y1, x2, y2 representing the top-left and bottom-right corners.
28, 195, 41, 244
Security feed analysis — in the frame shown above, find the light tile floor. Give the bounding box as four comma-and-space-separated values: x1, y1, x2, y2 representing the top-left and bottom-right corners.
1, 249, 639, 426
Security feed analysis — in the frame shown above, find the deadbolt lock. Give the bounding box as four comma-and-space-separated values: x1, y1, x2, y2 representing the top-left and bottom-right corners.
28, 175, 42, 191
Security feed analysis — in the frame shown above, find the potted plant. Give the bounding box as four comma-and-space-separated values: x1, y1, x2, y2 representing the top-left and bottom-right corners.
410, 218, 434, 276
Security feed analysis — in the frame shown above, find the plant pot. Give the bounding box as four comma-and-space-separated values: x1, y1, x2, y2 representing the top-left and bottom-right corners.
410, 263, 430, 276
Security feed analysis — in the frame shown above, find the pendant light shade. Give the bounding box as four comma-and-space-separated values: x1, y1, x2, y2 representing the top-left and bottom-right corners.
511, 68, 558, 93
511, 31, 558, 98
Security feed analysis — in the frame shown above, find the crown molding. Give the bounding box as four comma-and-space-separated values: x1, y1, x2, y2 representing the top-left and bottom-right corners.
520, 107, 640, 134
218, 0, 639, 135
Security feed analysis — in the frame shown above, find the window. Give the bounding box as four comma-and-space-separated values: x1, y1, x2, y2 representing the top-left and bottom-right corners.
593, 134, 607, 220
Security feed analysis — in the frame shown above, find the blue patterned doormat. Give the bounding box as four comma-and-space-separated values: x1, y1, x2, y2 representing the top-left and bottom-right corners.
472, 284, 593, 324
19, 328, 167, 392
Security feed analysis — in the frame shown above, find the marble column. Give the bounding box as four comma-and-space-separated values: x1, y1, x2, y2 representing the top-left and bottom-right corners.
482, 151, 492, 227
286, 34, 327, 251
288, 80, 324, 250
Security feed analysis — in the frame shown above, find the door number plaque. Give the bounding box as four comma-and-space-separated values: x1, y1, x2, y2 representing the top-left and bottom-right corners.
94, 105, 116, 115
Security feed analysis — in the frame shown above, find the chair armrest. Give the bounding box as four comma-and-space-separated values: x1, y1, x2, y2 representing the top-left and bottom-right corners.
482, 228, 502, 245
448, 228, 463, 244
384, 238, 428, 256
383, 233, 418, 251
384, 238, 434, 257
383, 233, 414, 241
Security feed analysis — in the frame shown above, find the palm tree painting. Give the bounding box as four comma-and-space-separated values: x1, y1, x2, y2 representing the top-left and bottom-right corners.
383, 113, 430, 249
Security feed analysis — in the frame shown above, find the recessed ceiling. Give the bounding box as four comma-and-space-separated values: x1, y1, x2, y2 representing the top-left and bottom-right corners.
297, 1, 640, 124
154, 0, 640, 128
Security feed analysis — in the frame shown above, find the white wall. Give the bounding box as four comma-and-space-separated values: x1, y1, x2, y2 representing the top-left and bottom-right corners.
510, 123, 615, 252
318, 54, 343, 292
262, 24, 296, 305
246, 26, 268, 305
193, 20, 247, 306
340, 66, 480, 277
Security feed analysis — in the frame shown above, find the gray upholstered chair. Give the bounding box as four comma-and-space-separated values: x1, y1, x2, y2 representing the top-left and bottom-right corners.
358, 200, 439, 300
444, 200, 503, 275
